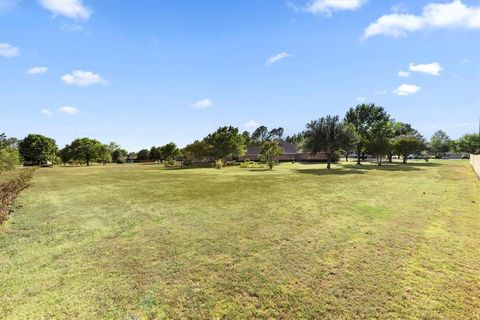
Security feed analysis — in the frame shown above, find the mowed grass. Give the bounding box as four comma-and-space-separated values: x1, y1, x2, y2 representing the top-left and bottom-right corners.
1, 160, 479, 319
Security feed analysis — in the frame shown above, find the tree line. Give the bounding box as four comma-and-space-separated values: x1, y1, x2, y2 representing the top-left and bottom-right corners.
1, 103, 479, 172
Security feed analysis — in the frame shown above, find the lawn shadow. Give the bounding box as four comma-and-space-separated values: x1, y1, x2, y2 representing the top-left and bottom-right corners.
295, 161, 442, 175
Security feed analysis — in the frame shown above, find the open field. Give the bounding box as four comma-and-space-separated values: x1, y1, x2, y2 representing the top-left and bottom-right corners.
1, 160, 479, 319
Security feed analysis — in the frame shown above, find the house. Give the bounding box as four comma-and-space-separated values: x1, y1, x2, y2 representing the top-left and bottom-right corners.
239, 140, 327, 162
126, 153, 137, 163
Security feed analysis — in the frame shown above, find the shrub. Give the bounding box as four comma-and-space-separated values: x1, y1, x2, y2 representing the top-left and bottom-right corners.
239, 160, 262, 168
215, 159, 224, 169
165, 159, 176, 167
0, 169, 35, 224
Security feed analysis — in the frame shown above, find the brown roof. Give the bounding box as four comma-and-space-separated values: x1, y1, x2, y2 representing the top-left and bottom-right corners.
245, 140, 298, 155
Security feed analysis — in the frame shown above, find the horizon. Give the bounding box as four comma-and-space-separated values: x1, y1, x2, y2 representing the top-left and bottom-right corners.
1, 0, 480, 151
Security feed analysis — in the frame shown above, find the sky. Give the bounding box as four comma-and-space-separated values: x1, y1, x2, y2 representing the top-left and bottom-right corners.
1, 0, 479, 151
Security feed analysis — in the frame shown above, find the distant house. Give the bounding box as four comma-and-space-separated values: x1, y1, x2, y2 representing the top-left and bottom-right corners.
126, 153, 137, 163
239, 140, 327, 162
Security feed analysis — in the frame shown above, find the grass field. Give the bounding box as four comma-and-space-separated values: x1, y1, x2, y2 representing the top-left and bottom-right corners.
1, 160, 479, 319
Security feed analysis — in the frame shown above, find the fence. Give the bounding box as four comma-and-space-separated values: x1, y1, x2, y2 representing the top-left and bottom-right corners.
470, 154, 480, 179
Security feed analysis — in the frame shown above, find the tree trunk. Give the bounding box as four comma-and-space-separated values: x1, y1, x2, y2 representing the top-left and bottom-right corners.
403, 156, 407, 164
327, 154, 332, 169
87, 156, 90, 166
388, 152, 393, 162
378, 156, 382, 166
356, 148, 361, 165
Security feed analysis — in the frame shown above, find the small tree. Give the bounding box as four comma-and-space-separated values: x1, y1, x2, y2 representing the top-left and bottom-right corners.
391, 134, 426, 163
0, 133, 19, 172
260, 140, 282, 170
97, 144, 112, 165
58, 145, 72, 165
340, 123, 359, 162
430, 130, 451, 158
304, 115, 343, 169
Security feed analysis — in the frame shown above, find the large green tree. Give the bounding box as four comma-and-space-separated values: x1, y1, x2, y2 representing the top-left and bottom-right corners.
70, 138, 102, 166
136, 149, 150, 161
344, 103, 390, 165
18, 134, 57, 165
304, 115, 344, 169
203, 126, 246, 163
456, 133, 480, 154
430, 130, 451, 158
340, 123, 359, 162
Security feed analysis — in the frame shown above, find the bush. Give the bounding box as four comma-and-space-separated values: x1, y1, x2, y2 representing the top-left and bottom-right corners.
215, 159, 224, 169
165, 159, 176, 167
239, 160, 262, 168
0, 169, 35, 224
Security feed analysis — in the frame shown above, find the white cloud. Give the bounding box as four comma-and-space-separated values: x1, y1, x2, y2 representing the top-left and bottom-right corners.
265, 52, 292, 66
193, 98, 213, 109
393, 84, 421, 96
244, 120, 259, 129
61, 70, 107, 87
374, 90, 388, 95
398, 70, 410, 77
0, 42, 19, 58
26, 66, 48, 75
58, 106, 78, 114
409, 62, 443, 76
39, 0, 91, 20
363, 0, 480, 39
306, 0, 366, 15
356, 96, 366, 102
40, 109, 52, 116
461, 58, 470, 64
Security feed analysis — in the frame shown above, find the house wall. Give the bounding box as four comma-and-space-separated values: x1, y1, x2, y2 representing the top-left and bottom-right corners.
470, 154, 480, 179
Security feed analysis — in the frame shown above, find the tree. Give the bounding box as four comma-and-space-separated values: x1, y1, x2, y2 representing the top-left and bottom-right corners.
391, 134, 426, 164
304, 115, 343, 169
430, 130, 451, 158
18, 134, 57, 166
97, 144, 112, 165
250, 126, 269, 145
285, 133, 305, 149
183, 140, 212, 163
0, 133, 19, 172
340, 123, 359, 162
344, 103, 390, 165
268, 127, 284, 140
203, 126, 246, 164
149, 146, 162, 162
457, 133, 480, 154
58, 145, 72, 165
70, 138, 102, 166
160, 143, 180, 161
367, 118, 393, 166
136, 149, 150, 161
260, 140, 282, 170
112, 148, 128, 163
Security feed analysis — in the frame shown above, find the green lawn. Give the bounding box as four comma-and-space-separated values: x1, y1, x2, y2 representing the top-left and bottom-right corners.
1, 161, 479, 319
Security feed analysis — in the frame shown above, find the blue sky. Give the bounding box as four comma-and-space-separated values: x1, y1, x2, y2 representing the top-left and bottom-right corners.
1, 0, 479, 151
